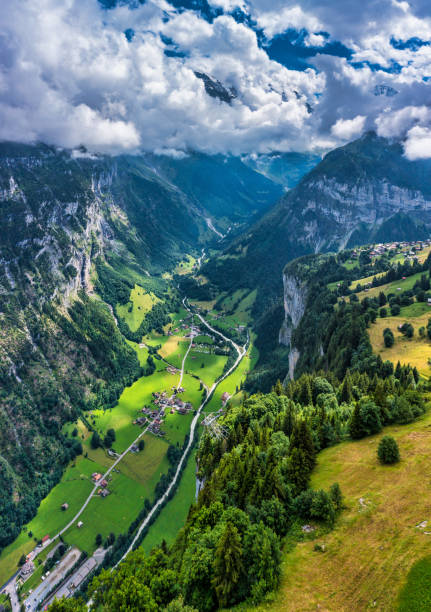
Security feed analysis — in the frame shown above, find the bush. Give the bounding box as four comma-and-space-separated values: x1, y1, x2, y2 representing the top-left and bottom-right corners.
391, 304, 401, 316
379, 307, 387, 318
378, 436, 400, 464
383, 328, 394, 348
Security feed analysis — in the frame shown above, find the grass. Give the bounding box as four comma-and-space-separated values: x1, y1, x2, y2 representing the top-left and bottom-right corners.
175, 255, 196, 275
158, 337, 190, 368
355, 271, 424, 301
398, 555, 431, 611
116, 284, 160, 332
0, 592, 11, 610
186, 351, 228, 387
256, 410, 431, 612
63, 470, 149, 555
368, 313, 431, 377
90, 367, 183, 452
120, 435, 169, 486
141, 448, 198, 554
0, 456, 98, 585
204, 338, 258, 415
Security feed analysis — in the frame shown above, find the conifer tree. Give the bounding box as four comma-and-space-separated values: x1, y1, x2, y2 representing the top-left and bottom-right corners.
339, 371, 353, 404
212, 522, 244, 608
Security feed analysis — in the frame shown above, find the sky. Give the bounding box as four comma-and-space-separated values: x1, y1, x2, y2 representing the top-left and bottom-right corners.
0, 0, 430, 158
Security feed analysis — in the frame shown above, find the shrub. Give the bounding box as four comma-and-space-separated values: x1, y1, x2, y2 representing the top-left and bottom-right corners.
391, 304, 401, 316
383, 328, 394, 348
378, 436, 400, 464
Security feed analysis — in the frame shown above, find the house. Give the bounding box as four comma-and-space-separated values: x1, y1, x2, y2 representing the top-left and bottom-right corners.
92, 473, 102, 482
101, 488, 110, 497
221, 392, 230, 404
61, 503, 69, 511
42, 535, 50, 544
100, 479, 108, 488
77, 521, 83, 528
427, 298, 431, 305
20, 560, 35, 577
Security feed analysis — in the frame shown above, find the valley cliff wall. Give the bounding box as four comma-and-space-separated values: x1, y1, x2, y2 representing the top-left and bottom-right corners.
279, 271, 308, 380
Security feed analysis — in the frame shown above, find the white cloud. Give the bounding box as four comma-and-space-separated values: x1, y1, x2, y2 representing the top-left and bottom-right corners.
331, 115, 366, 140
256, 6, 322, 39
404, 125, 431, 159
207, 0, 246, 11
0, 0, 430, 155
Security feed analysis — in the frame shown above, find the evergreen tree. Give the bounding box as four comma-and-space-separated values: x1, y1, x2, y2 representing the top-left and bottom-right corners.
298, 376, 313, 406
378, 436, 400, 464
348, 403, 364, 440
212, 522, 244, 608
339, 371, 353, 404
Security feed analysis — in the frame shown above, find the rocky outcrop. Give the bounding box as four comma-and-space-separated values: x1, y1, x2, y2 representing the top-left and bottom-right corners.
279, 271, 308, 380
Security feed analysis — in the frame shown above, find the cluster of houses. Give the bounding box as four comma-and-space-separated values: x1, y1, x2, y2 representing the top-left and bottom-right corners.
91, 472, 110, 497
351, 240, 431, 260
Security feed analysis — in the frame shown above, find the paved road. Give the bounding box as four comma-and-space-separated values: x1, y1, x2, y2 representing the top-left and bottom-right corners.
116, 298, 247, 565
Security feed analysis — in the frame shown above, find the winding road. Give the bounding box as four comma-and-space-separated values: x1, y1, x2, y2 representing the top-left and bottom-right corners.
115, 297, 247, 565
3, 254, 247, 608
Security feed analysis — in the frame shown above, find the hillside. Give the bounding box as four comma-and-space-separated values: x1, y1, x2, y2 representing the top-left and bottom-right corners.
257, 408, 431, 612
0, 141, 285, 554
203, 132, 431, 317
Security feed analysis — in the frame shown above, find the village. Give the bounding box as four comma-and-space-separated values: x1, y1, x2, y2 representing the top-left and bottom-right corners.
351, 239, 431, 260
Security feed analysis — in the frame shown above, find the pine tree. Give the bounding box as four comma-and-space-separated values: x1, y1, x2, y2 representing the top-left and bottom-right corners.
348, 402, 363, 439
274, 379, 284, 396
339, 371, 353, 404
212, 522, 244, 608
299, 377, 313, 406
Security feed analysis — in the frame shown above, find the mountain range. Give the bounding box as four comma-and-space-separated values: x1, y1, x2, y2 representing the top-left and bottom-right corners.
1, 130, 431, 556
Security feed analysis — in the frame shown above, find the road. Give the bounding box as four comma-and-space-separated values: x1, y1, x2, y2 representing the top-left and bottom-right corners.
115, 297, 247, 565
2, 290, 245, 609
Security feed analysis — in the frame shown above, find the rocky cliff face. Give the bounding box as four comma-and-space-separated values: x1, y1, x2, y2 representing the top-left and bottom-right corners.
279, 271, 308, 379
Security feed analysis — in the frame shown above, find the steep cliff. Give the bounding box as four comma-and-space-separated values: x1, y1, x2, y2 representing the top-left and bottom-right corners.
204, 132, 431, 320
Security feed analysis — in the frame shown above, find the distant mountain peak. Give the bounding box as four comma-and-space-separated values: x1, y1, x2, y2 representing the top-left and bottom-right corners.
373, 84, 398, 97
194, 71, 238, 104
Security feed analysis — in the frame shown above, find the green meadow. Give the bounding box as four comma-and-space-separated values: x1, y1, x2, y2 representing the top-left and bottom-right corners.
0, 456, 99, 584
116, 284, 160, 332
141, 448, 198, 554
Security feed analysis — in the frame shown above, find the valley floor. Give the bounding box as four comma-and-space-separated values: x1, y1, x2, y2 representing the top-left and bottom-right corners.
0, 269, 255, 611
255, 406, 431, 611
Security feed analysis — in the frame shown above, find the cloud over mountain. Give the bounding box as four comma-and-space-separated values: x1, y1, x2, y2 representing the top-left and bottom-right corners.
0, 0, 430, 156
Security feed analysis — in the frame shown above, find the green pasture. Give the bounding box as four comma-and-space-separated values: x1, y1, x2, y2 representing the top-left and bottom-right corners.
63, 471, 148, 555
116, 284, 160, 332
398, 556, 431, 611
185, 351, 227, 387
141, 448, 198, 554
0, 456, 99, 585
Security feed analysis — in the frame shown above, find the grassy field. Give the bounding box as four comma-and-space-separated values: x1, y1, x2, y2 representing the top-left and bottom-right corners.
90, 367, 183, 452
356, 271, 424, 301
0, 456, 99, 585
0, 592, 11, 610
256, 410, 431, 612
63, 469, 149, 554
398, 555, 431, 611
116, 284, 160, 332
175, 255, 196, 275
204, 338, 258, 415
368, 313, 431, 377
158, 337, 190, 368
141, 448, 198, 554
186, 351, 227, 387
